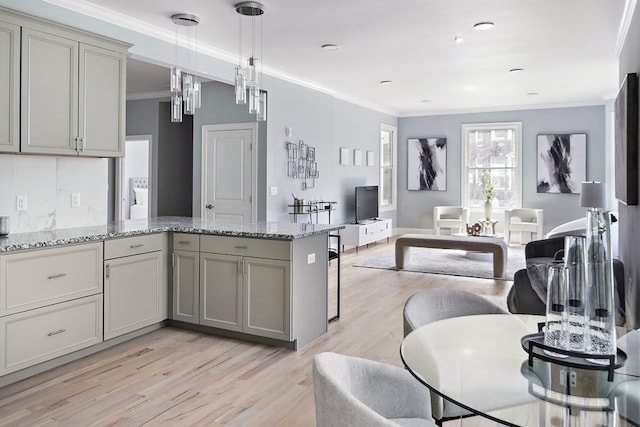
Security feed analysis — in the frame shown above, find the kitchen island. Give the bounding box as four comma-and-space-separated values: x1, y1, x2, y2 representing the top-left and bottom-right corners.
0, 217, 343, 386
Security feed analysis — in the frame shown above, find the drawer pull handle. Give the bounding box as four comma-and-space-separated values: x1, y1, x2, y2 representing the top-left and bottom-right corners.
47, 273, 67, 280
234, 245, 248, 249
178, 241, 190, 244
129, 244, 144, 249
47, 329, 66, 337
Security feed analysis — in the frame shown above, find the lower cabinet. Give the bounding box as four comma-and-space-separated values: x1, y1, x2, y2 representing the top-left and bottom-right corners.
243, 257, 291, 341
172, 250, 200, 324
199, 253, 291, 341
0, 294, 102, 376
104, 235, 167, 340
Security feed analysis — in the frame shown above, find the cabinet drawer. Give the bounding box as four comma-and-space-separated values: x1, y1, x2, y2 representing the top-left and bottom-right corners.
172, 233, 199, 252
104, 233, 164, 259
0, 242, 103, 316
200, 236, 291, 261
0, 294, 103, 376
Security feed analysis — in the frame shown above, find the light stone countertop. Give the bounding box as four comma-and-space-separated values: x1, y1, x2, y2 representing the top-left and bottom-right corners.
0, 216, 344, 253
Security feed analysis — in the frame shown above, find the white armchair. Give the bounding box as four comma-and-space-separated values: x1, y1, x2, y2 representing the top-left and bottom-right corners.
433, 206, 469, 235
504, 208, 544, 245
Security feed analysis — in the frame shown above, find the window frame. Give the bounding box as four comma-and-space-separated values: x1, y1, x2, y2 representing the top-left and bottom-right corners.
461, 121, 523, 210
379, 123, 397, 212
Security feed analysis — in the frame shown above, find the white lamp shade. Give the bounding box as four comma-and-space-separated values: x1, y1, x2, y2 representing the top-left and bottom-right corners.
580, 181, 607, 209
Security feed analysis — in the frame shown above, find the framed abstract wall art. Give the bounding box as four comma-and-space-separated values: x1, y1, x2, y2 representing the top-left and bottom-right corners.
614, 72, 638, 205
407, 137, 447, 191
536, 133, 586, 194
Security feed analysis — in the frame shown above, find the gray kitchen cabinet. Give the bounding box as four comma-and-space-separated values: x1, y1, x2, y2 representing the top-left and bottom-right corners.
20, 25, 127, 157
243, 257, 291, 341
172, 234, 200, 325
0, 18, 19, 153
198, 236, 293, 341
104, 234, 167, 340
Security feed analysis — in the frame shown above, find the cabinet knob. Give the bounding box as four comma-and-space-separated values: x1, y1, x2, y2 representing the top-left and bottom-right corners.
206, 204, 214, 210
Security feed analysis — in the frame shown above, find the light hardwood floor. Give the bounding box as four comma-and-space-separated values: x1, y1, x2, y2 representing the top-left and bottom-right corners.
0, 237, 514, 426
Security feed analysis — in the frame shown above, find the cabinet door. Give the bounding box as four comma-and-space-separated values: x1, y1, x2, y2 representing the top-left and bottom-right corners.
104, 251, 164, 340
0, 19, 19, 153
21, 28, 78, 155
78, 43, 125, 157
243, 257, 291, 341
200, 253, 242, 332
172, 250, 199, 324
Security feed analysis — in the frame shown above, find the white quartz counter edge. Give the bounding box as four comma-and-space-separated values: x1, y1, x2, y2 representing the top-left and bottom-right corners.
0, 216, 345, 253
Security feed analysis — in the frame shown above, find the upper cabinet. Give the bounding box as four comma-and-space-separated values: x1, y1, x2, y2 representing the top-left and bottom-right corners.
0, 7, 130, 157
0, 19, 19, 153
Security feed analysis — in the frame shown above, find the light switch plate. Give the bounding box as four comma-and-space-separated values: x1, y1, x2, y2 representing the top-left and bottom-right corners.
285, 126, 292, 137
16, 195, 27, 211
270, 186, 278, 196
307, 253, 316, 264
72, 193, 81, 207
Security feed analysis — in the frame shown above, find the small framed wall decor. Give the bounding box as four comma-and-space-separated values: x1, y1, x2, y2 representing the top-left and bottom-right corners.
354, 149, 363, 166
366, 150, 374, 167
340, 147, 350, 165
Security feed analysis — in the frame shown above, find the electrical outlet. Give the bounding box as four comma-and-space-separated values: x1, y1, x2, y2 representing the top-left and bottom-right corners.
307, 253, 316, 264
71, 193, 81, 207
270, 186, 278, 196
16, 195, 27, 211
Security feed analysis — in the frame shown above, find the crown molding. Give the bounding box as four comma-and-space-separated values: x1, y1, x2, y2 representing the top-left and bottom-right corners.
398, 100, 607, 118
615, 0, 637, 58
126, 91, 172, 101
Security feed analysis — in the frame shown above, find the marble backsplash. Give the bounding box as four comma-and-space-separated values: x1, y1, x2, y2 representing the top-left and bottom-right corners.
0, 154, 108, 234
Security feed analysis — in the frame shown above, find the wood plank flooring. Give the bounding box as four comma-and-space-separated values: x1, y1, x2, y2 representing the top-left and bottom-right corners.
0, 238, 514, 426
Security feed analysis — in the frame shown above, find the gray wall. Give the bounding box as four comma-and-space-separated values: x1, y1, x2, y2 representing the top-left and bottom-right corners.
263, 73, 398, 224
398, 106, 607, 233
617, 3, 640, 328
158, 103, 193, 217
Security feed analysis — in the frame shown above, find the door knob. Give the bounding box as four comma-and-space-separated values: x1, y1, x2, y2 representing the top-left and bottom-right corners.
206, 204, 214, 209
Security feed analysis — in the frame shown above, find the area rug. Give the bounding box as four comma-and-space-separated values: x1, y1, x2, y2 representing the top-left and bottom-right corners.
353, 245, 526, 280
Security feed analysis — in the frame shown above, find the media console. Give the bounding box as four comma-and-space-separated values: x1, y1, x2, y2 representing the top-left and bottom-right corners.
340, 218, 392, 252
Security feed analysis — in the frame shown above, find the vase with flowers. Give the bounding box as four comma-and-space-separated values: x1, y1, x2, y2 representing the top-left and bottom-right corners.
481, 171, 494, 220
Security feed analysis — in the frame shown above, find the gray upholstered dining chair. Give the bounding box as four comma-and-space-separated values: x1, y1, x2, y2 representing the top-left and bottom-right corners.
402, 288, 508, 423
313, 352, 437, 427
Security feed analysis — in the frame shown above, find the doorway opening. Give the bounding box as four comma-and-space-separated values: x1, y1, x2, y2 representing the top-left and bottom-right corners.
116, 135, 153, 220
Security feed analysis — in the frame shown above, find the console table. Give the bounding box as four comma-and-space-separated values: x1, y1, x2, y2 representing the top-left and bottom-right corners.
340, 218, 392, 253
288, 201, 337, 224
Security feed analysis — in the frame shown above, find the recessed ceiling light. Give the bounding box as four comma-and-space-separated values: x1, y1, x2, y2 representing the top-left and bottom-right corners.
421, 99, 432, 103
527, 92, 539, 96
380, 80, 392, 85
473, 22, 495, 31
509, 68, 524, 73
454, 35, 464, 44
321, 44, 340, 50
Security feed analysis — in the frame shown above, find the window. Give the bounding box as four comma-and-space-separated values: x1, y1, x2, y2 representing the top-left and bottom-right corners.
461, 122, 522, 209
380, 123, 397, 211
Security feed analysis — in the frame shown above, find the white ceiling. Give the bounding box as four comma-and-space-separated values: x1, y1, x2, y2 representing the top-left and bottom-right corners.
64, 0, 627, 116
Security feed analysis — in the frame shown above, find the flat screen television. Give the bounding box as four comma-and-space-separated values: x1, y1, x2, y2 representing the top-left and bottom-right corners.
355, 185, 379, 223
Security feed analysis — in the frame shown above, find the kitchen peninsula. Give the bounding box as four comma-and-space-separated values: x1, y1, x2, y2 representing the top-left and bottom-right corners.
0, 217, 343, 386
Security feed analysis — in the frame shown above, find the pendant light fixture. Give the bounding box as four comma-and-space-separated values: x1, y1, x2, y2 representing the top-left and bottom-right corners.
170, 13, 201, 123
235, 2, 266, 121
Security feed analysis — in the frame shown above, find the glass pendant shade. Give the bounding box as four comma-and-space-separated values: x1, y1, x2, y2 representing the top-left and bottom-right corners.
184, 88, 195, 115
170, 67, 182, 93
257, 90, 267, 121
182, 73, 193, 93
246, 57, 256, 86
248, 86, 259, 114
193, 81, 202, 109
235, 66, 247, 104
171, 95, 183, 122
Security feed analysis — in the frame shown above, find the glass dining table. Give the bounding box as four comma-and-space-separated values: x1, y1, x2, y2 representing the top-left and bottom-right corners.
400, 314, 640, 426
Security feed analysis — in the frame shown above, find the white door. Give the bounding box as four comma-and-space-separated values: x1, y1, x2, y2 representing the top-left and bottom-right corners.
201, 123, 256, 223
